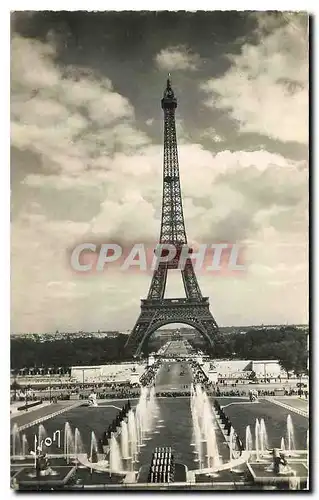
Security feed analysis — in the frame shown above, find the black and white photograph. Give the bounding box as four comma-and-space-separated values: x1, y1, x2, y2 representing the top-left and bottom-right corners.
10, 9, 309, 491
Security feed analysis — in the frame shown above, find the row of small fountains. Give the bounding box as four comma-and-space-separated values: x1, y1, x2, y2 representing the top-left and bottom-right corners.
96, 401, 131, 460
12, 387, 159, 477
214, 400, 303, 463
11, 401, 132, 464
213, 399, 244, 456
89, 386, 160, 472
190, 385, 222, 470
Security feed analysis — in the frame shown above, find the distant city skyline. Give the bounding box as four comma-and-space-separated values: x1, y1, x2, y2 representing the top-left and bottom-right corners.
11, 323, 309, 337
11, 11, 308, 333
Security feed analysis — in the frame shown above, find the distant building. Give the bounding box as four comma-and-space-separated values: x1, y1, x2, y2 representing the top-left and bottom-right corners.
251, 360, 282, 377
71, 362, 146, 384
201, 359, 283, 381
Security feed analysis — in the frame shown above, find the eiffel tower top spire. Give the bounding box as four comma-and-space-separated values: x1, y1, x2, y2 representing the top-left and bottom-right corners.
162, 73, 177, 109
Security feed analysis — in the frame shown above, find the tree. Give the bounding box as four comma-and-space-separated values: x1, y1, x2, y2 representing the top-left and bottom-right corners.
276, 341, 300, 378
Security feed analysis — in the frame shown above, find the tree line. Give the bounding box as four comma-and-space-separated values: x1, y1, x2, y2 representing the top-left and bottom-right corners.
189, 326, 308, 377
10, 334, 131, 371
10, 326, 308, 377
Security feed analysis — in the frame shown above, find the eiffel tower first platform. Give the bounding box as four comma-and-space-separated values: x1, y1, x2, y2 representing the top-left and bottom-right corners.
124, 77, 219, 356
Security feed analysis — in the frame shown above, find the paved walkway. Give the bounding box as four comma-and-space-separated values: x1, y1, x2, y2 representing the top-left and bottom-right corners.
264, 397, 308, 418
155, 361, 193, 392
10, 401, 52, 418
11, 401, 82, 431
274, 397, 309, 413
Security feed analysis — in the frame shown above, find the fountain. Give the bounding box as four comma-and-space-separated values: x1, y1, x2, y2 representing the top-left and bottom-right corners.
134, 386, 159, 446
89, 431, 99, 464
12, 423, 22, 458
229, 426, 235, 462
255, 419, 260, 461
74, 428, 85, 460
38, 424, 47, 448
127, 409, 138, 461
252, 418, 270, 461
135, 404, 143, 447
120, 421, 130, 460
191, 405, 203, 469
245, 425, 253, 452
149, 385, 159, 417
260, 419, 269, 456
251, 415, 303, 484
25, 430, 59, 479
109, 433, 123, 472
286, 415, 296, 456
204, 400, 220, 468
64, 422, 75, 462
22, 434, 29, 456
190, 384, 220, 471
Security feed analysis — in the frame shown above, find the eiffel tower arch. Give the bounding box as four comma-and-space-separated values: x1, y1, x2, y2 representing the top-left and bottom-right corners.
124, 77, 219, 357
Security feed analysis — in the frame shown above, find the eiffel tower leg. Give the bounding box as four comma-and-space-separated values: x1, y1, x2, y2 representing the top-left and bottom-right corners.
182, 260, 219, 330
124, 308, 159, 357
181, 259, 204, 300
147, 263, 168, 300
198, 317, 220, 344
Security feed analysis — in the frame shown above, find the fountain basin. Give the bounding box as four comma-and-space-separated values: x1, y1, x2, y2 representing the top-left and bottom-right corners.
13, 466, 76, 489
247, 461, 308, 487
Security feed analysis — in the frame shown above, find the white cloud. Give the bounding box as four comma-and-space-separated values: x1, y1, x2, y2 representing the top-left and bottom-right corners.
201, 13, 308, 144
155, 45, 200, 71
200, 127, 225, 143
21, 142, 308, 244
90, 193, 158, 243
11, 34, 149, 177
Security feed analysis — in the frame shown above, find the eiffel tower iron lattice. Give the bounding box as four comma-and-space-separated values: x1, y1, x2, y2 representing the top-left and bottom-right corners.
124, 77, 219, 356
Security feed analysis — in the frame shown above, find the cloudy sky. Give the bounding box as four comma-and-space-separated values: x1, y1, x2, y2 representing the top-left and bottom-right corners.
11, 11, 308, 333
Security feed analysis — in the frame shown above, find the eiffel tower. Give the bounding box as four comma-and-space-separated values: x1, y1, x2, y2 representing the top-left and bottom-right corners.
125, 77, 219, 356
